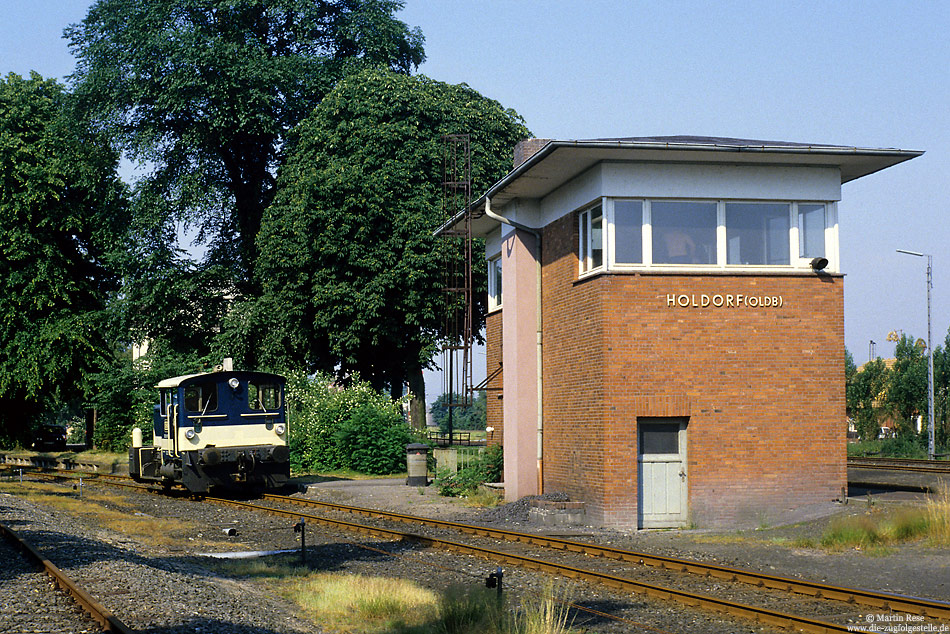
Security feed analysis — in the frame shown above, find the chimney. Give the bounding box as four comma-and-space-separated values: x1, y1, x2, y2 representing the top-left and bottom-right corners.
513, 138, 552, 169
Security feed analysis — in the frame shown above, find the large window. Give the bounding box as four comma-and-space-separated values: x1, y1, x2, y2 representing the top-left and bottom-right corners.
184, 382, 218, 413
488, 256, 502, 310
726, 203, 790, 265
651, 201, 717, 265
249, 382, 281, 411
798, 204, 826, 258
579, 204, 604, 272
577, 198, 832, 274
613, 200, 643, 264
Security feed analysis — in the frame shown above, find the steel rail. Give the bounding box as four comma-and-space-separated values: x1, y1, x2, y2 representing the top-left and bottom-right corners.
23, 467, 950, 625
261, 493, 950, 621
0, 521, 134, 634
847, 457, 950, 474
210, 496, 897, 634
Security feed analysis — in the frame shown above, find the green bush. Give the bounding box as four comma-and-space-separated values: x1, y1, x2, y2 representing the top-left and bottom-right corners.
334, 403, 413, 474
287, 372, 413, 475
435, 444, 504, 497
847, 435, 936, 459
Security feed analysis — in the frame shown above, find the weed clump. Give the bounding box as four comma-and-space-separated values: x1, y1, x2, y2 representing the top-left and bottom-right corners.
435, 444, 503, 498
819, 485, 950, 550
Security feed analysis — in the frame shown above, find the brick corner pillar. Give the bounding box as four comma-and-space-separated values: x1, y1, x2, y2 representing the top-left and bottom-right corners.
500, 225, 540, 502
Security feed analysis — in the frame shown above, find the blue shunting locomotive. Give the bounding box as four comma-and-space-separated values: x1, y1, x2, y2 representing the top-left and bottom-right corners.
129, 370, 290, 493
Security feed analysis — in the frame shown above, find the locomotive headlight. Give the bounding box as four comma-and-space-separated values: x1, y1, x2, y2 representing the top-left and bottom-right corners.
275, 424, 285, 435
185, 429, 196, 440
228, 377, 240, 390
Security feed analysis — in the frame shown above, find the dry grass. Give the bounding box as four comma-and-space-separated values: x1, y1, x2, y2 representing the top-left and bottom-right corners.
0, 481, 228, 549
511, 582, 575, 634
212, 555, 578, 634
819, 488, 950, 551
298, 574, 439, 632
924, 484, 950, 545
461, 486, 504, 508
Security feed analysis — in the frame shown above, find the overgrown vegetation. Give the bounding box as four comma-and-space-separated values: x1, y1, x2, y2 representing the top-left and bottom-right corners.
435, 444, 504, 497
287, 372, 414, 475
846, 436, 936, 459
213, 556, 575, 634
0, 480, 224, 549
818, 486, 950, 551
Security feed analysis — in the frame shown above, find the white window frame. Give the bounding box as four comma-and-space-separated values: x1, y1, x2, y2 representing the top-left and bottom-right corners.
579, 201, 605, 275
589, 197, 838, 275
607, 198, 644, 268
724, 201, 793, 268
487, 255, 502, 311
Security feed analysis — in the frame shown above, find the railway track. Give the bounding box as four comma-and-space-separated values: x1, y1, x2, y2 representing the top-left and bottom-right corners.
14, 467, 950, 633
257, 492, 950, 621
0, 519, 134, 634
848, 456, 950, 474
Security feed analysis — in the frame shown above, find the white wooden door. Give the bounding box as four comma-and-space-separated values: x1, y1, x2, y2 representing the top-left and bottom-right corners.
638, 419, 688, 528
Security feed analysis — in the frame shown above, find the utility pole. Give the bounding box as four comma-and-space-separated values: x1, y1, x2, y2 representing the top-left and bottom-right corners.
896, 249, 935, 460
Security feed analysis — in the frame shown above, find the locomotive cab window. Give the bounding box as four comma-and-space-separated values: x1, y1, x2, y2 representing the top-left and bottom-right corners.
184, 382, 218, 413
249, 383, 281, 411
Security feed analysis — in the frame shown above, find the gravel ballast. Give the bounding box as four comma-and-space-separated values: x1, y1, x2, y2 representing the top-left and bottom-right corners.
1, 480, 793, 634
3, 474, 948, 633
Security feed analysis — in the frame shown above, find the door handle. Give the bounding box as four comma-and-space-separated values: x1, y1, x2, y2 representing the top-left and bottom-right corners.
678, 470, 686, 479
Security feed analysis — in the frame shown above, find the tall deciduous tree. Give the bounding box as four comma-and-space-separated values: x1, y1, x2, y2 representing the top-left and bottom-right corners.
935, 333, 949, 447
66, 0, 424, 291
247, 68, 529, 414
846, 357, 889, 441
887, 333, 929, 436
0, 72, 129, 445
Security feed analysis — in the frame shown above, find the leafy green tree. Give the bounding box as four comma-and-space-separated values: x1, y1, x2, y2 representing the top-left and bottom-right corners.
116, 241, 235, 358
0, 72, 129, 446
89, 343, 212, 451
935, 331, 950, 448
846, 357, 889, 441
66, 0, 424, 294
887, 333, 929, 437
251, 67, 529, 414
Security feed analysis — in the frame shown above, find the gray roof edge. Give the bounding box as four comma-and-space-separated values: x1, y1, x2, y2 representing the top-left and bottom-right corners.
484, 138, 923, 200
433, 137, 924, 236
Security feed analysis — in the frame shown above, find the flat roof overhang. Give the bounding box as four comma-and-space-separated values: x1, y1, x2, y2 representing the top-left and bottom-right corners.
437, 137, 924, 237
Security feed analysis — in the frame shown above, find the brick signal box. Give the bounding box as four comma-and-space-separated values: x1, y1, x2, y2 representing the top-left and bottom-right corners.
444, 137, 921, 528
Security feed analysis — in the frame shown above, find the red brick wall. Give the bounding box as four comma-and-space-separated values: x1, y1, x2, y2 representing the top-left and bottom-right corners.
538, 214, 847, 528
540, 214, 609, 519
485, 309, 504, 448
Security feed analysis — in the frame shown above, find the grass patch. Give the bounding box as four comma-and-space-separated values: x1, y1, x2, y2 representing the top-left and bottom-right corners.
462, 486, 504, 508
819, 488, 950, 551
925, 484, 950, 545
212, 555, 576, 634
290, 574, 439, 633
0, 448, 126, 465
0, 481, 227, 549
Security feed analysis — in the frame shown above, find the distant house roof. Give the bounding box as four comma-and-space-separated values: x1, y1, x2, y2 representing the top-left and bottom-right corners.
438, 136, 923, 236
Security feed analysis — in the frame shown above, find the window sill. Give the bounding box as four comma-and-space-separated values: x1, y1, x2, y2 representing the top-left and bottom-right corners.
573, 267, 843, 285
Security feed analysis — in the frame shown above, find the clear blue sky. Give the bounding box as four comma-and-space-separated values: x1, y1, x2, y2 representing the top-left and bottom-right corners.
4, 1, 949, 397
